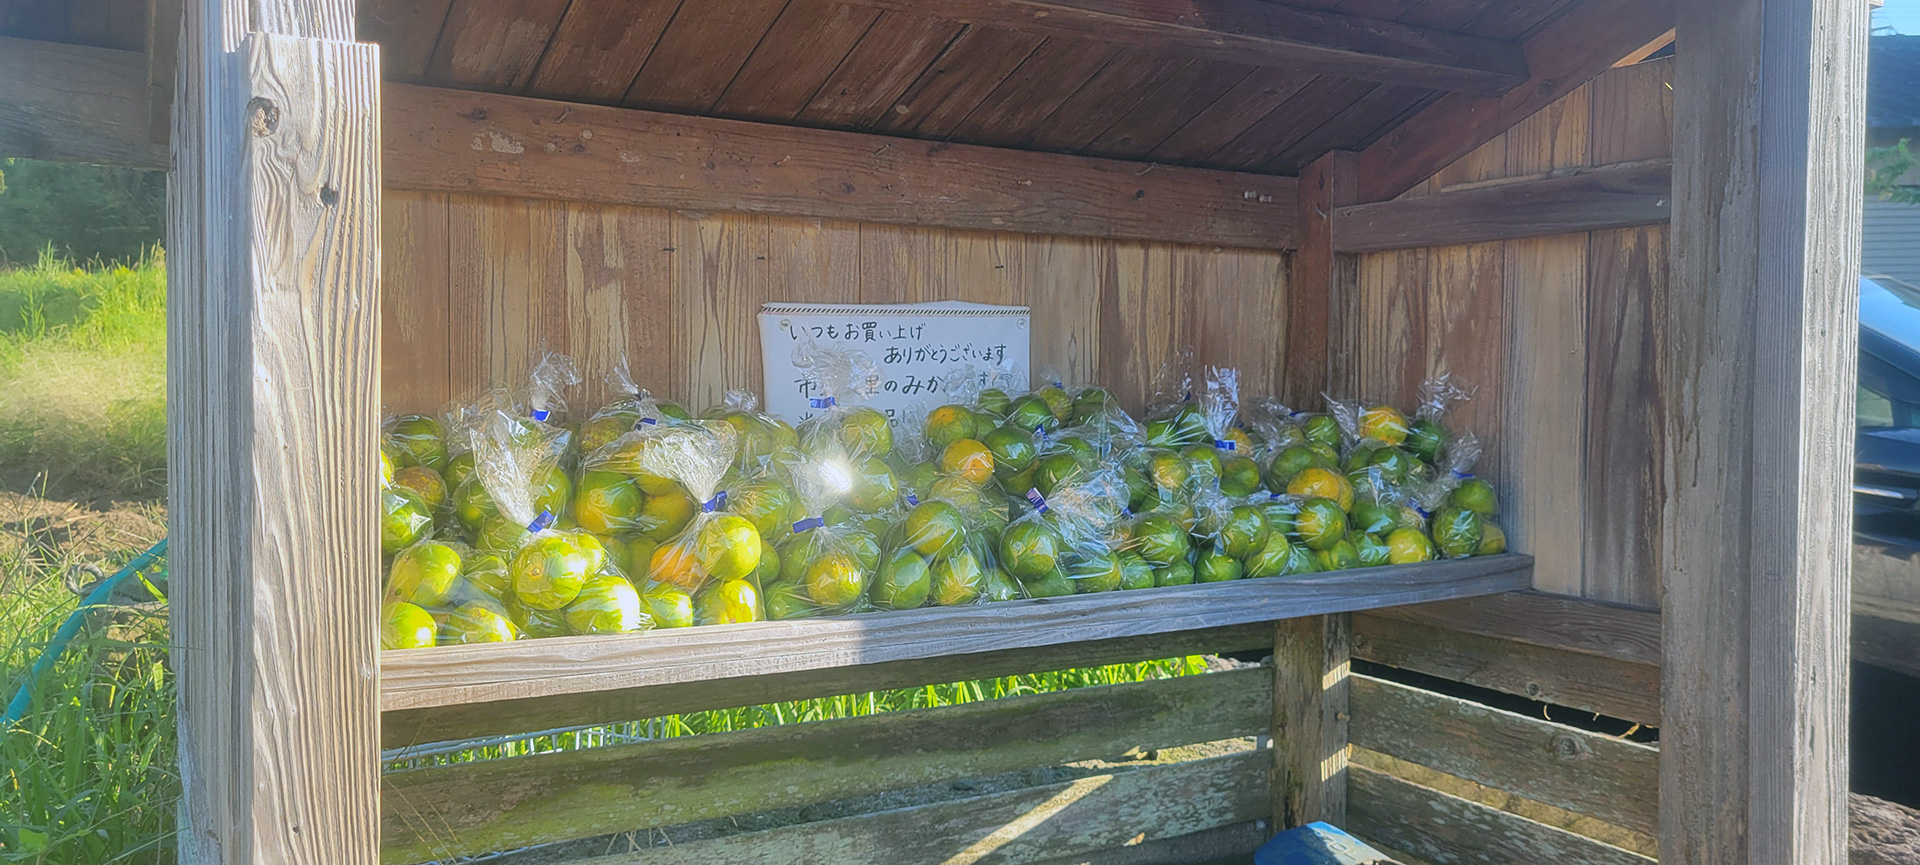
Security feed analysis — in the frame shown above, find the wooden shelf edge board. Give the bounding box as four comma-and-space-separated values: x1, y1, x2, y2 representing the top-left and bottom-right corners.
381, 554, 1532, 713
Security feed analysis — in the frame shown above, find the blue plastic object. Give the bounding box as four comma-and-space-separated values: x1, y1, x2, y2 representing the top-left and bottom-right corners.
4, 538, 169, 726
1255, 821, 1397, 865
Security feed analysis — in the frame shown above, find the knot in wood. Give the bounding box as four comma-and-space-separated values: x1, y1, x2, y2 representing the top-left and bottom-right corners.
1548, 733, 1591, 761
246, 97, 279, 137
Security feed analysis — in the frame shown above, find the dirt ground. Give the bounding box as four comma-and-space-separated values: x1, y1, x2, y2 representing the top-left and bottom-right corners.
0, 489, 165, 591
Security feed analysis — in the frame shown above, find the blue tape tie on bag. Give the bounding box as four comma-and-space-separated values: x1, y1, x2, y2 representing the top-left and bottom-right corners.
527, 509, 555, 532
810, 397, 835, 409
1025, 488, 1048, 513
702, 492, 728, 513
531, 408, 551, 422
792, 516, 825, 533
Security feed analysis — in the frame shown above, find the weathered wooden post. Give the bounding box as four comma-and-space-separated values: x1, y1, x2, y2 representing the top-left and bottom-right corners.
166, 0, 382, 861
1664, 0, 1865, 862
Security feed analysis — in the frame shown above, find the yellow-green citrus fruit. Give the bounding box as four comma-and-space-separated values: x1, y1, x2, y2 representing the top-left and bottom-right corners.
445, 600, 517, 644
1180, 444, 1222, 485
1303, 415, 1341, 448
977, 388, 1013, 416
695, 579, 763, 625
928, 475, 987, 514
511, 534, 593, 610
574, 470, 645, 535
637, 489, 697, 540
1001, 520, 1063, 580
381, 602, 437, 650
843, 526, 882, 572
1032, 453, 1084, 497
475, 515, 530, 555
1071, 387, 1116, 426
1449, 479, 1500, 515
387, 415, 448, 471
564, 575, 648, 634
1024, 566, 1075, 598
1068, 551, 1123, 594
1312, 538, 1361, 571
460, 553, 511, 603
1352, 532, 1391, 567
751, 540, 782, 587
903, 500, 966, 558
693, 514, 761, 582
388, 540, 464, 607
1218, 505, 1272, 559
643, 583, 695, 628
1195, 546, 1242, 583
1404, 419, 1448, 463
1287, 467, 1354, 512
1282, 543, 1320, 575
444, 452, 476, 491
1293, 497, 1349, 551
836, 407, 895, 457
846, 456, 899, 512
940, 439, 996, 487
451, 476, 497, 533
931, 546, 985, 606
805, 552, 866, 608
1359, 405, 1409, 445
763, 581, 817, 620
926, 404, 980, 452
1245, 532, 1294, 578
872, 548, 932, 610
983, 425, 1038, 478
728, 479, 795, 540
1131, 514, 1189, 566
1007, 395, 1057, 434
1349, 501, 1398, 536
980, 567, 1023, 601
380, 448, 396, 487
1261, 498, 1299, 538
578, 411, 637, 455
1035, 384, 1073, 422
1117, 552, 1155, 591
1431, 505, 1484, 558
1476, 522, 1508, 555
1385, 527, 1436, 564
393, 466, 448, 511
381, 488, 434, 558
1145, 450, 1191, 494
1218, 454, 1263, 498
1155, 559, 1196, 587
1268, 445, 1323, 490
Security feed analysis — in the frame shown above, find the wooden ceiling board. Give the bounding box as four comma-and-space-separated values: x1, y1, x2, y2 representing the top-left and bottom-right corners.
872, 24, 1044, 136
1258, 83, 1432, 173
944, 37, 1122, 146
1144, 68, 1317, 165
359, 0, 455, 81
794, 9, 964, 128
1461, 0, 1579, 40
620, 0, 790, 114
1205, 76, 1381, 169
1020, 50, 1193, 153
425, 0, 574, 91
0, 0, 144, 49
1076, 62, 1254, 161
524, 0, 683, 103
712, 0, 881, 122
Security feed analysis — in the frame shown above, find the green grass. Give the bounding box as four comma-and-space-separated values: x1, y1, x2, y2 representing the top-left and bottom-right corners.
0, 248, 167, 501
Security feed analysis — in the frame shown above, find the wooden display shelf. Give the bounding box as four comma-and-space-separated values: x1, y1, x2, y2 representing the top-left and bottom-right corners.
381, 554, 1532, 714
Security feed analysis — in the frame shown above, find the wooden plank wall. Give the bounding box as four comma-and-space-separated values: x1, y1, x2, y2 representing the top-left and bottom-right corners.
1346, 56, 1673, 607
382, 198, 1289, 419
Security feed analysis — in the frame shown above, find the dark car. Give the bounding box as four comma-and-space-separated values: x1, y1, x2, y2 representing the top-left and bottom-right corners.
1856, 274, 1920, 545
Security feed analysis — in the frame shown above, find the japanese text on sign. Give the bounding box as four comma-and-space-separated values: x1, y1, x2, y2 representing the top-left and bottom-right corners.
759, 301, 1031, 425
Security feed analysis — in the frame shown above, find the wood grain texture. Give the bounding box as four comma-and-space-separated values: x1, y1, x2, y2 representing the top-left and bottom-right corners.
381, 83, 1298, 249
1022, 50, 1190, 153
0, 36, 167, 168
1332, 160, 1672, 253
1025, 233, 1104, 387
524, 0, 682, 103
1351, 0, 1675, 202
384, 555, 1532, 713
1099, 240, 1182, 410
380, 191, 450, 415
1350, 674, 1659, 834
146, 0, 183, 142
565, 752, 1271, 865
796, 10, 967, 129
1077, 62, 1250, 161
712, 0, 883, 123
383, 668, 1272, 861
1583, 225, 1667, 607
947, 38, 1121, 147
620, 0, 789, 114
829, 0, 1529, 94
1272, 614, 1350, 828
423, 0, 572, 91
383, 623, 1272, 748
356, 0, 451, 81
1588, 56, 1673, 166
673, 211, 771, 408
1363, 590, 1661, 667
875, 25, 1045, 137
1182, 243, 1291, 397
1347, 766, 1652, 865
1352, 613, 1661, 726
1502, 234, 1588, 595
1145, 69, 1315, 166
1663, 0, 1864, 861
170, 13, 381, 862
1286, 151, 1356, 407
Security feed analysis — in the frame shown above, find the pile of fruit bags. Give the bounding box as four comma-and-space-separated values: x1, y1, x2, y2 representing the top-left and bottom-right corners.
377, 346, 1506, 649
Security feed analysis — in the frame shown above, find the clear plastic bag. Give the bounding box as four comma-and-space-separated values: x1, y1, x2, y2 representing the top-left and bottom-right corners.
526, 348, 582, 425
767, 450, 874, 619
709, 388, 801, 475
625, 420, 761, 625
578, 358, 675, 455
794, 339, 898, 512
1406, 373, 1475, 465
1197, 366, 1264, 497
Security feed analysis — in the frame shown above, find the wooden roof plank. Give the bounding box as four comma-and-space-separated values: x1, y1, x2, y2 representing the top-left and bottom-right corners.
1259, 83, 1432, 174
874, 24, 1045, 136
357, 0, 454, 81
1022, 50, 1193, 153
795, 9, 966, 129
945, 37, 1122, 146
711, 0, 882, 123
1077, 62, 1254, 160
422, 0, 573, 91
831, 0, 1529, 94
1205, 77, 1381, 170
1352, 0, 1677, 202
619, 0, 791, 114
1145, 68, 1317, 164
524, 0, 683, 103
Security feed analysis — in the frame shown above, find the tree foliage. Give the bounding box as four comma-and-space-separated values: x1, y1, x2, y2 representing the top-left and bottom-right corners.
0, 159, 166, 267
1867, 139, 1920, 205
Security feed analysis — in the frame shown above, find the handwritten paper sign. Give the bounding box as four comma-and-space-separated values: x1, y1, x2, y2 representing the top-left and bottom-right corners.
758, 301, 1031, 425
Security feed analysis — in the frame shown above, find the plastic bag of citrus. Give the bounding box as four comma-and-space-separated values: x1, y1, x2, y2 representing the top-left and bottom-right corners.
1404, 374, 1474, 466
872, 481, 999, 610
577, 358, 680, 455
618, 419, 763, 626
380, 538, 522, 648
709, 388, 799, 474
1409, 433, 1506, 557
1191, 367, 1264, 497
793, 340, 899, 513
766, 449, 875, 619
1346, 466, 1438, 568
526, 347, 583, 426
467, 410, 645, 637
1145, 348, 1207, 447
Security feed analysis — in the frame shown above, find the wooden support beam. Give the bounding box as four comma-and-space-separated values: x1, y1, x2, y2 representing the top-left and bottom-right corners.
1333, 160, 1673, 253
1348, 766, 1652, 865
1272, 614, 1351, 830
145, 0, 183, 143
0, 37, 167, 168
1663, 0, 1865, 861
1286, 150, 1357, 405
381, 82, 1298, 249
1350, 0, 1677, 203
168, 1, 382, 861
832, 0, 1529, 95
1362, 589, 1662, 668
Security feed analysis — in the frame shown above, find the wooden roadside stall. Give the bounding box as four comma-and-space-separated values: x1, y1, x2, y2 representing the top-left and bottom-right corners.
0, 0, 1867, 862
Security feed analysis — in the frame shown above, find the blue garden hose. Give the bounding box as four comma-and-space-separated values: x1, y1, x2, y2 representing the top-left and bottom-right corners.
3, 538, 168, 726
